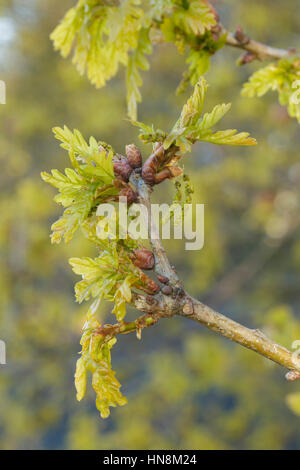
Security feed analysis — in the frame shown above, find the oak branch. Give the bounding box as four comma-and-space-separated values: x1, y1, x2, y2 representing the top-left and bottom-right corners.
127, 171, 300, 382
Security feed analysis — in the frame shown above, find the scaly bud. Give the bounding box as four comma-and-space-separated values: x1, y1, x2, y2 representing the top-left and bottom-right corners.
234, 26, 249, 45
162, 285, 173, 296
140, 272, 160, 294
154, 166, 183, 184
131, 248, 155, 270
237, 52, 257, 66
142, 144, 165, 184
113, 155, 133, 182
126, 144, 142, 168
119, 186, 138, 204
157, 274, 169, 284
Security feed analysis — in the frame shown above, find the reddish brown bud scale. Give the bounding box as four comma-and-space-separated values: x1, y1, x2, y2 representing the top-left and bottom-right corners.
132, 248, 155, 270
146, 278, 160, 294
157, 274, 169, 284
113, 178, 125, 189
238, 52, 257, 65
153, 168, 172, 184
142, 144, 165, 185
234, 25, 250, 45
142, 156, 159, 184
119, 186, 138, 204
162, 285, 173, 296
113, 155, 133, 182
140, 272, 160, 294
142, 166, 156, 184
126, 144, 142, 168
154, 143, 165, 158
154, 166, 183, 184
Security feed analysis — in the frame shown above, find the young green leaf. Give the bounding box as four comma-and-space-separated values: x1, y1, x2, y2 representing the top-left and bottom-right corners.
242, 58, 300, 123
75, 316, 127, 419
126, 28, 153, 120
164, 78, 257, 152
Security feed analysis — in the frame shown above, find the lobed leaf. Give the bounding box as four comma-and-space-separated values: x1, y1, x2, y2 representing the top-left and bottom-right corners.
126, 28, 153, 120
163, 78, 257, 153
75, 331, 127, 418
242, 58, 300, 123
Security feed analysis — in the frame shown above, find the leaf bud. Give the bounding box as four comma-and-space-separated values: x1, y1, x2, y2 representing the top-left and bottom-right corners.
234, 26, 250, 45
139, 272, 160, 294
237, 52, 257, 66
113, 155, 133, 182
157, 274, 169, 284
126, 144, 142, 168
154, 166, 183, 184
132, 248, 155, 270
162, 285, 173, 296
119, 186, 138, 204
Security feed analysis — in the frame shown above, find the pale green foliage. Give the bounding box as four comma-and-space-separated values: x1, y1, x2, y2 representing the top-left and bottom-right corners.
178, 0, 215, 35
126, 28, 152, 119
130, 120, 167, 144
51, 0, 148, 119
174, 27, 227, 94
42, 75, 258, 418
51, 0, 220, 118
41, 169, 97, 243
161, 0, 216, 39
51, 0, 143, 87
180, 31, 226, 92
69, 253, 138, 321
42, 125, 145, 321
51, 1, 300, 128
42, 125, 154, 417
165, 78, 257, 152
3, 0, 300, 446
173, 173, 194, 206
75, 299, 127, 418
41, 126, 116, 243
242, 58, 300, 123
133, 78, 257, 153
165, 173, 194, 225
70, 256, 119, 303
52, 126, 115, 183
185, 49, 211, 85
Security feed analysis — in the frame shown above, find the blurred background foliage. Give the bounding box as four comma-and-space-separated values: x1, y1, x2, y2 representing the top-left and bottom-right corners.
0, 0, 300, 450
